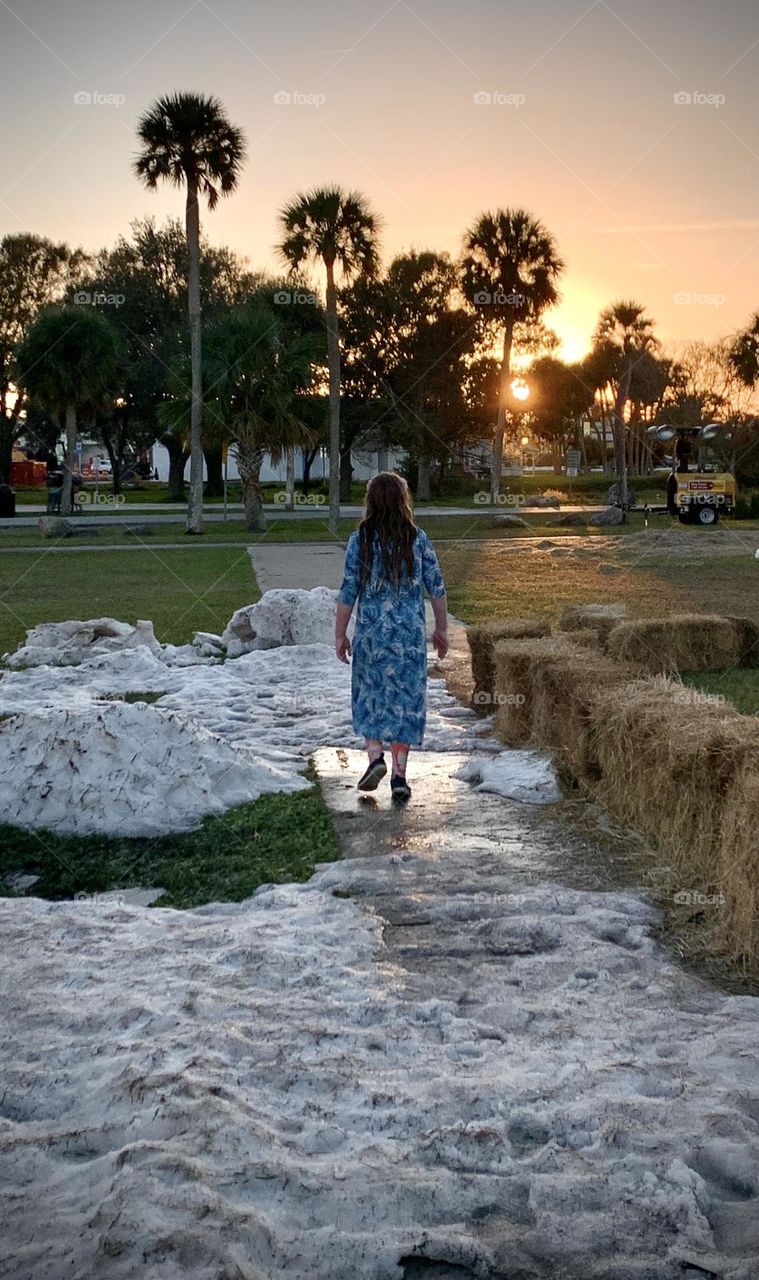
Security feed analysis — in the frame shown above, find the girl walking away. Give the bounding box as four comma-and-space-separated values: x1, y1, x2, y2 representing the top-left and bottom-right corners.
335, 472, 449, 801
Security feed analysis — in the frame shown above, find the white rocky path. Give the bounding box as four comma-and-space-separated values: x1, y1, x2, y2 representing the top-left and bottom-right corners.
0, 570, 758, 1278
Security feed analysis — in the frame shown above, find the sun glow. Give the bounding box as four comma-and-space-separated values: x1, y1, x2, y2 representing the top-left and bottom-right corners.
511, 378, 530, 401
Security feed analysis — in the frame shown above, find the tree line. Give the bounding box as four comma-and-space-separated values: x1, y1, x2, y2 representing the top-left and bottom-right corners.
1, 90, 758, 531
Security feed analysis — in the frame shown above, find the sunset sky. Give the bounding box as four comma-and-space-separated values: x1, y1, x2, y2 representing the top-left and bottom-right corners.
2, 0, 758, 361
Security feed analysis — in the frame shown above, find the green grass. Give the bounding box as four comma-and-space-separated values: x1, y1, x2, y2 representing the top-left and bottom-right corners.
0, 545, 259, 655
0, 769, 337, 909
1, 509, 702, 551
684, 670, 759, 716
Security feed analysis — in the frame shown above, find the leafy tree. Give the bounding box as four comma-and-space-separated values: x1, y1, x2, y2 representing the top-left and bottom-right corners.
528, 356, 594, 470
460, 209, 563, 499
341, 251, 477, 498
277, 186, 380, 531
16, 307, 120, 514
134, 93, 247, 533
0, 234, 86, 483
74, 217, 261, 494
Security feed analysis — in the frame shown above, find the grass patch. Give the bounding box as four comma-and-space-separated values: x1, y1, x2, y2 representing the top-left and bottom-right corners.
0, 546, 259, 656
440, 543, 759, 630
0, 768, 337, 909
684, 670, 759, 716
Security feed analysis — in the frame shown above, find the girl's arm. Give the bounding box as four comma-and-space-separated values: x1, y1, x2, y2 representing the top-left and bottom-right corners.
430, 594, 449, 659
335, 601, 353, 664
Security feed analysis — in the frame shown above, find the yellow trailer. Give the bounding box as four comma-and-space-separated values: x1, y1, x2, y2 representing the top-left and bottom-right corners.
667, 470, 736, 526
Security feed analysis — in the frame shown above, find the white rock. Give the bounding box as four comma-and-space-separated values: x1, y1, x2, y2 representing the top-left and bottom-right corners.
221, 587, 348, 657
4, 616, 161, 668
456, 750, 562, 804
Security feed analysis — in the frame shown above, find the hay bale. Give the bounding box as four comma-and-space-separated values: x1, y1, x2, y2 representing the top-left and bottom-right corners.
718, 763, 759, 960
560, 603, 628, 646
528, 647, 636, 782
590, 677, 759, 880
554, 628, 601, 650
725, 616, 759, 669
607, 614, 745, 674
493, 634, 633, 780
467, 618, 550, 707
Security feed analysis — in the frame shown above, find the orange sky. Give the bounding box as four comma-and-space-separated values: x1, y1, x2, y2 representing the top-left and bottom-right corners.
2, 0, 759, 361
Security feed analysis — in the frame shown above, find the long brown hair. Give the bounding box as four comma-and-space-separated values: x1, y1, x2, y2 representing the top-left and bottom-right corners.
357, 472, 417, 591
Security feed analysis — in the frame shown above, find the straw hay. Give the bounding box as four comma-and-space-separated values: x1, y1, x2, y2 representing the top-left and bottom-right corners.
493, 634, 633, 780
606, 614, 747, 674
718, 763, 759, 961
725, 616, 759, 669
560, 603, 627, 646
553, 628, 601, 650
467, 618, 550, 706
590, 676, 759, 879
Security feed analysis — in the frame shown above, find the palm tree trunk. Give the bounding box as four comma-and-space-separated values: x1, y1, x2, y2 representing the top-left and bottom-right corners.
339, 447, 353, 502
302, 445, 318, 497
613, 363, 631, 512
204, 443, 224, 498
417, 454, 431, 501
285, 448, 295, 510
491, 324, 513, 502
325, 260, 341, 533
185, 178, 204, 534
61, 404, 77, 516
165, 438, 189, 501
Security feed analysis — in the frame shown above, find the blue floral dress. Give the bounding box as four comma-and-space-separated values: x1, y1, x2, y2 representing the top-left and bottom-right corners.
337, 527, 447, 746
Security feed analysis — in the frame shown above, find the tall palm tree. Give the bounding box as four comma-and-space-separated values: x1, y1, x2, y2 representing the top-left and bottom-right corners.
16, 306, 119, 514
277, 186, 380, 532
134, 92, 246, 534
461, 209, 563, 501
593, 300, 658, 507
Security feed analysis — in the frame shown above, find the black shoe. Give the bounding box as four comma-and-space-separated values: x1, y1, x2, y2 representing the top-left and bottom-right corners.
357, 754, 387, 791
391, 774, 411, 802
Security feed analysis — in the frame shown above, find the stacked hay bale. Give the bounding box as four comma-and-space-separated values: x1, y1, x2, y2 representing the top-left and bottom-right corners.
607, 614, 753, 674
560, 602, 627, 648
719, 760, 759, 960
589, 676, 759, 962
493, 634, 636, 781
477, 605, 759, 965
466, 618, 550, 708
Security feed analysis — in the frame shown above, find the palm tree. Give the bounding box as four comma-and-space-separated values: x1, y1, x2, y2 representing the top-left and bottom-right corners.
593, 300, 658, 507
277, 186, 380, 532
134, 92, 246, 534
461, 209, 563, 501
16, 306, 119, 514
